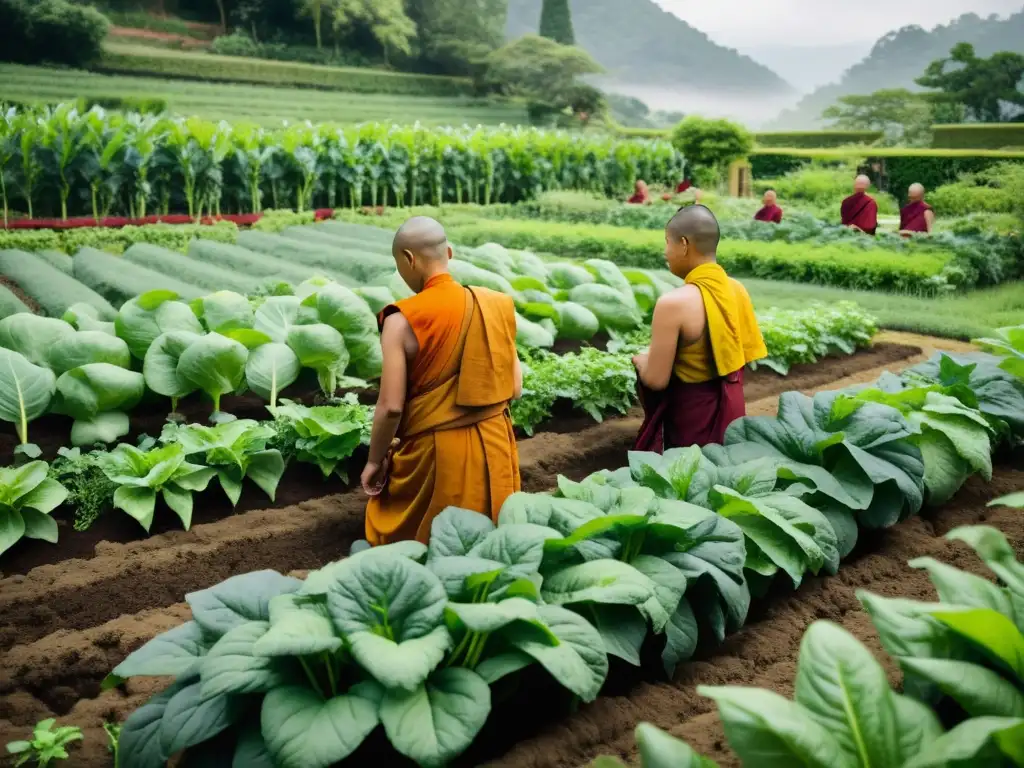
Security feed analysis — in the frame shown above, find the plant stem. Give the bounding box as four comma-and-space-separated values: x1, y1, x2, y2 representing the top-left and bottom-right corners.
323, 651, 337, 697
299, 656, 325, 698
446, 631, 474, 668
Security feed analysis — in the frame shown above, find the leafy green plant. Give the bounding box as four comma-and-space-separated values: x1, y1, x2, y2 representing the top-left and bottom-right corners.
5, 719, 83, 767
269, 397, 371, 479
159, 419, 285, 506
592, 722, 719, 767
50, 447, 116, 532
0, 461, 66, 558
974, 324, 1024, 381
0, 347, 56, 446
97, 443, 217, 532
103, 722, 120, 766
106, 528, 608, 768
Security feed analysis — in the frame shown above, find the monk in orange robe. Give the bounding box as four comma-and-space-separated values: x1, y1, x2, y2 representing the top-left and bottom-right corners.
633, 205, 767, 451
840, 175, 879, 235
899, 183, 935, 235
361, 217, 523, 545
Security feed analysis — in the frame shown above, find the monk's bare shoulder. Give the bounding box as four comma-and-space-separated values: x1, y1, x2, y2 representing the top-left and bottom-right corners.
381, 310, 418, 358
656, 284, 703, 319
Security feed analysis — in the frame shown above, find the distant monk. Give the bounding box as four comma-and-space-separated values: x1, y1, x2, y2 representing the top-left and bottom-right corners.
627, 179, 650, 204
633, 205, 768, 451
754, 189, 783, 223
361, 216, 522, 544
899, 183, 935, 235
676, 176, 693, 194
840, 175, 878, 235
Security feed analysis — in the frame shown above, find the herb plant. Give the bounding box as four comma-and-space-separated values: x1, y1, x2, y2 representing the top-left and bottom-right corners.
5, 719, 82, 767
49, 447, 116, 531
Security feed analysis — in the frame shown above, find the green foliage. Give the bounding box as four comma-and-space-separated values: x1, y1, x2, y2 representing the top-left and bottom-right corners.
0, 250, 116, 321
122, 243, 261, 295
973, 324, 1024, 381
74, 247, 205, 307
539, 0, 576, 45
670, 116, 753, 182
917, 43, 1024, 123
0, 461, 66, 559
100, 42, 474, 97
269, 396, 371, 478
930, 162, 1024, 218
4, 718, 82, 767
821, 88, 933, 146
0, 0, 110, 69
0, 223, 238, 259
755, 130, 884, 149
0, 284, 31, 319
932, 123, 1024, 150
49, 447, 115, 532
762, 162, 899, 216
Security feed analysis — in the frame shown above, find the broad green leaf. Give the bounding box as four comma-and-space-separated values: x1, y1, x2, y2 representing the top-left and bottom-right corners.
541, 559, 657, 609
475, 650, 534, 684
310, 283, 381, 379
498, 492, 606, 535
428, 506, 496, 560
193, 291, 254, 334
201, 621, 288, 698
116, 293, 203, 360
0, 314, 75, 367
0, 508, 26, 557
162, 483, 195, 530
113, 485, 157, 531
930, 607, 1024, 679
118, 676, 192, 768
245, 450, 285, 502
261, 684, 380, 768
177, 333, 248, 411
697, 685, 850, 768
635, 722, 720, 768
380, 668, 491, 768
253, 296, 314, 343
0, 348, 56, 442
324, 552, 450, 690
503, 604, 608, 702
143, 331, 202, 401
662, 598, 699, 676
20, 507, 58, 543
71, 410, 131, 446
909, 555, 1016, 618
47, 330, 131, 375
159, 678, 246, 757
109, 621, 212, 682
445, 598, 541, 635
253, 594, 342, 657
906, 716, 1024, 768
54, 363, 145, 421
245, 342, 301, 404
187, 570, 302, 635
585, 604, 647, 666
630, 554, 687, 632
946, 525, 1024, 599
287, 323, 347, 379
891, 693, 943, 763
18, 472, 68, 515
794, 621, 899, 765
902, 657, 1024, 718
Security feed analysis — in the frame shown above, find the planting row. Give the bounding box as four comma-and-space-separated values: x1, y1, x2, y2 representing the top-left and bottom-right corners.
94, 340, 1024, 767
0, 105, 682, 222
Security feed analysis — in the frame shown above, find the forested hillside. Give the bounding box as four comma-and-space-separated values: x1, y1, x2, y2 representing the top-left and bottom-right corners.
506, 0, 792, 94
770, 9, 1024, 129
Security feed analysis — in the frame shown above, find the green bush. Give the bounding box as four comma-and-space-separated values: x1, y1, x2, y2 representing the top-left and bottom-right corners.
930, 184, 1014, 216
0, 222, 238, 255
99, 43, 475, 97
79, 95, 168, 114
0, 0, 110, 68
670, 116, 753, 183
755, 131, 883, 148
210, 32, 371, 69
932, 123, 1024, 150
446, 219, 953, 293
758, 163, 899, 217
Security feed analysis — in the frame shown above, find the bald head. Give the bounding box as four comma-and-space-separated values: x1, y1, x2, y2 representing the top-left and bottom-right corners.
668, 204, 720, 257
908, 183, 925, 202
763, 189, 777, 205
393, 216, 448, 261
854, 175, 871, 193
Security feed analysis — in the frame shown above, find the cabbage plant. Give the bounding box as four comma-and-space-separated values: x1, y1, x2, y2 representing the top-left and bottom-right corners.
0, 461, 67, 558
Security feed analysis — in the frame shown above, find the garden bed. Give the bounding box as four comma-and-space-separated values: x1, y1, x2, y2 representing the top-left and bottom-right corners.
0, 336, 982, 767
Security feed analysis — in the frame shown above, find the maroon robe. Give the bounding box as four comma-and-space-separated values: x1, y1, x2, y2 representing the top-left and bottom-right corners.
900, 201, 932, 233
840, 192, 878, 235
676, 179, 693, 193
627, 192, 649, 204
633, 370, 746, 452
754, 204, 783, 223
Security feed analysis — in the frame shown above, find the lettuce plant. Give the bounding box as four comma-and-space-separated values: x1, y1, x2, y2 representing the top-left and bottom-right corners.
106, 521, 608, 768
159, 419, 285, 506
5, 719, 83, 767
974, 324, 1024, 381
115, 290, 203, 360
270, 397, 371, 479
0, 461, 67, 558
97, 443, 217, 532
0, 348, 56, 446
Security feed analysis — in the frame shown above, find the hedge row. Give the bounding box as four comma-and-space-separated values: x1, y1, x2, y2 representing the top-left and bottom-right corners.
932, 123, 1024, 150
445, 219, 952, 293
99, 43, 476, 97
0, 221, 238, 254
754, 130, 884, 148
750, 148, 1024, 197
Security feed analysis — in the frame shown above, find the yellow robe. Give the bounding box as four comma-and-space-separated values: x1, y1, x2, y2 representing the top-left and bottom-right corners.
365, 273, 521, 545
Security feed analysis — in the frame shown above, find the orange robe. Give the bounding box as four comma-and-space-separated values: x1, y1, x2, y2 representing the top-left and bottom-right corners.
365, 273, 521, 544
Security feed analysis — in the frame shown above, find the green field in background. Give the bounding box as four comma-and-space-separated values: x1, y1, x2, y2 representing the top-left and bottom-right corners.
0, 63, 529, 126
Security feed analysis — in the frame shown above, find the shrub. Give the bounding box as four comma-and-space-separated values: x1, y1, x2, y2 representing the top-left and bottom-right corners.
0, 0, 110, 68
79, 95, 168, 115
930, 162, 1024, 217
932, 123, 1024, 150
0, 222, 239, 255
670, 116, 754, 183
755, 130, 884, 148
209, 31, 260, 58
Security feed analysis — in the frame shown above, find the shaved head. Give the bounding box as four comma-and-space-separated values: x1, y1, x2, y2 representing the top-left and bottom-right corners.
854, 175, 871, 192
668, 205, 720, 256
908, 183, 925, 201
393, 216, 448, 261
763, 189, 777, 204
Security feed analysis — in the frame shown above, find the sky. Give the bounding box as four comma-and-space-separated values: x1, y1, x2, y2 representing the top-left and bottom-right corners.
654, 0, 1022, 91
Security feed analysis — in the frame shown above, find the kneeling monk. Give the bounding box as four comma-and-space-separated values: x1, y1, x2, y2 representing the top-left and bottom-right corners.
361, 216, 523, 544
633, 205, 767, 451
840, 175, 879, 235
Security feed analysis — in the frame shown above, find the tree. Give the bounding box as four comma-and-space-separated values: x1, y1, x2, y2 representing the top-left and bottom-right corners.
213, 0, 228, 31
485, 34, 603, 123
821, 88, 932, 146
539, 0, 574, 46
298, 0, 328, 49
333, 0, 415, 64
670, 116, 753, 184
916, 43, 1024, 123
406, 0, 507, 77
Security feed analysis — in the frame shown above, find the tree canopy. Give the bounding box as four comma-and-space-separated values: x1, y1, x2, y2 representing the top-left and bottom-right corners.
539, 0, 574, 45
916, 42, 1024, 123
821, 89, 933, 146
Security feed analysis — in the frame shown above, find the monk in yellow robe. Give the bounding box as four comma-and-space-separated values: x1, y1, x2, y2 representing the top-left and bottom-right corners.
633, 205, 767, 452
361, 216, 523, 545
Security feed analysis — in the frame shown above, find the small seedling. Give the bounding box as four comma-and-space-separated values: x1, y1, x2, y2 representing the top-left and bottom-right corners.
103, 721, 121, 767
5, 719, 83, 766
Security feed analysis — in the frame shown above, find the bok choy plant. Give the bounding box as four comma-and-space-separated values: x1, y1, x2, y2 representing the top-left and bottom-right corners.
0, 461, 67, 559
269, 397, 371, 479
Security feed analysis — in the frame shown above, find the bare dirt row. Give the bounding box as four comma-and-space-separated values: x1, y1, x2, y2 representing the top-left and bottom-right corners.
0, 334, 984, 766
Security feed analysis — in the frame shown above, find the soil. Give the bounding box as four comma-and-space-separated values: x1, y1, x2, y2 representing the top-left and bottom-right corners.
0, 276, 40, 314
0, 333, 998, 768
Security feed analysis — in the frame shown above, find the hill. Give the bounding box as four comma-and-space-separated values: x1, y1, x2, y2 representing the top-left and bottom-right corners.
769, 9, 1024, 129
505, 0, 792, 95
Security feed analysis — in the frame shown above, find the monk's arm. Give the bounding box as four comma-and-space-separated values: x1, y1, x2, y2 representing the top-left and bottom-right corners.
924, 209, 935, 232
512, 356, 523, 400
366, 313, 412, 465
635, 295, 681, 391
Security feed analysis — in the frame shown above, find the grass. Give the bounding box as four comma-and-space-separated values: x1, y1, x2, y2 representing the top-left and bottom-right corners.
745, 279, 1024, 340
0, 63, 528, 126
